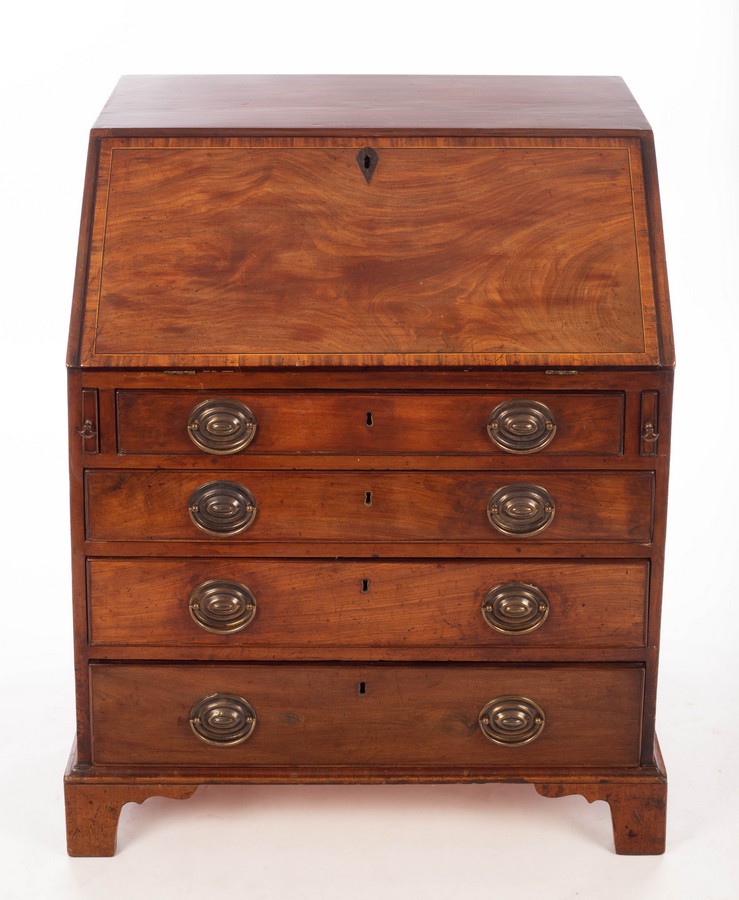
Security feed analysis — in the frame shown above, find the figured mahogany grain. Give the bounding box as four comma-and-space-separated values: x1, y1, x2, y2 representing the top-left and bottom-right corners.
87, 558, 648, 649
85, 470, 654, 543
80, 139, 657, 368
117, 391, 624, 456
90, 663, 644, 767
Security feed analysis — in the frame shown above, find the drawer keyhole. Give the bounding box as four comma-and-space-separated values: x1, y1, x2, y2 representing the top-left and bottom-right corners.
356, 146, 379, 184
365, 411, 373, 427
361, 578, 370, 593
364, 491, 372, 506
358, 681, 367, 695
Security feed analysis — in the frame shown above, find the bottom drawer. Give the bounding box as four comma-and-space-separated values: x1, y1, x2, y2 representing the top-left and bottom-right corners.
90, 664, 644, 768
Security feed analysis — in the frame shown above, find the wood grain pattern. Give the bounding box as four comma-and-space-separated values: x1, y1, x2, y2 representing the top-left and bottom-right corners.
67, 371, 93, 762
90, 663, 644, 767
93, 75, 651, 134
76, 138, 660, 369
87, 559, 648, 649
84, 470, 654, 543
117, 390, 624, 456
536, 780, 666, 855
64, 779, 197, 857
63, 736, 665, 856
84, 367, 673, 393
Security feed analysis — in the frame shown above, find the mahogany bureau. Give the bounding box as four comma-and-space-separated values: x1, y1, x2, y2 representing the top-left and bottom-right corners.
64, 75, 673, 856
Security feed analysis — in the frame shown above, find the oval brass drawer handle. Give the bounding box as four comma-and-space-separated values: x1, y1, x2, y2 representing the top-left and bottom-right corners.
188, 481, 257, 536
487, 399, 556, 453
189, 579, 256, 634
487, 483, 555, 536
479, 696, 545, 746
187, 398, 257, 455
482, 583, 549, 634
190, 693, 257, 746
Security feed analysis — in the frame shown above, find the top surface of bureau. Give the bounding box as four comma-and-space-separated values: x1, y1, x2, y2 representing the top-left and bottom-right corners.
68, 75, 673, 372
90, 75, 651, 133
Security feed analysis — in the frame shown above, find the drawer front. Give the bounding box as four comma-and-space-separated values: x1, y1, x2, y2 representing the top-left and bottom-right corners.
88, 559, 648, 649
90, 664, 644, 767
117, 391, 624, 456
85, 470, 654, 543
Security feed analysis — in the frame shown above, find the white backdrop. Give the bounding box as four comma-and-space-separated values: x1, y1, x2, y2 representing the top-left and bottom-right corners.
1, 2, 737, 897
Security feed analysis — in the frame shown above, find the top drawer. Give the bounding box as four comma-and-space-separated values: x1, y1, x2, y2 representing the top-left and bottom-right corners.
117, 391, 624, 456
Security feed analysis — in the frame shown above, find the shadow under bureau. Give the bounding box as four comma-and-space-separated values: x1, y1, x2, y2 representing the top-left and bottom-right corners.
64, 75, 673, 856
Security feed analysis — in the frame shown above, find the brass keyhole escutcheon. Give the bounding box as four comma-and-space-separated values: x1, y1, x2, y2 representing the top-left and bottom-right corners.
356, 146, 379, 184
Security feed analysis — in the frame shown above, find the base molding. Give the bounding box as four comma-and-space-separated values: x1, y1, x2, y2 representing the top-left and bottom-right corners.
64, 738, 667, 856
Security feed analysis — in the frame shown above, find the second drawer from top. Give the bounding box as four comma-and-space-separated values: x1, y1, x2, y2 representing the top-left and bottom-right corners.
85, 470, 654, 543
